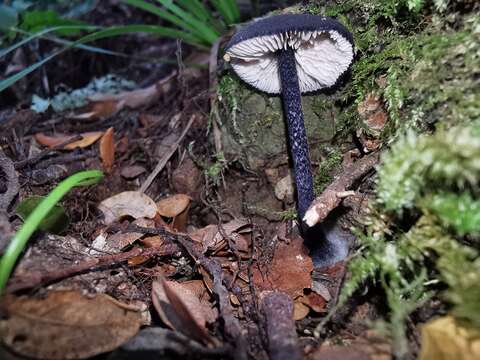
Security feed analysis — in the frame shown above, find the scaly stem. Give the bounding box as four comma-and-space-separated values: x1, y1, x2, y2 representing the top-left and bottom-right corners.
278, 48, 314, 220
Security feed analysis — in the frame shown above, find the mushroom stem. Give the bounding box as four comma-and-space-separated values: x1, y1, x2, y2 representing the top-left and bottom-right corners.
278, 48, 315, 219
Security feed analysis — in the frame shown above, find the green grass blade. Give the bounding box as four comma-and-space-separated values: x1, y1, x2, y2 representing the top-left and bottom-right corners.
0, 50, 59, 92
226, 0, 240, 21
209, 0, 235, 25
121, 0, 209, 44
76, 25, 205, 48
175, 0, 226, 32
154, 0, 219, 44
0, 25, 98, 58
0, 24, 205, 93
0, 170, 103, 293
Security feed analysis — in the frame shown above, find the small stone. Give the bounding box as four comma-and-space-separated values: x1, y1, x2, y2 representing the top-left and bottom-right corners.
274, 173, 295, 202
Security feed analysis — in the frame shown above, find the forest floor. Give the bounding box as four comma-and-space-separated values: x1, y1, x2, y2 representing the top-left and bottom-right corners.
0, 1, 479, 360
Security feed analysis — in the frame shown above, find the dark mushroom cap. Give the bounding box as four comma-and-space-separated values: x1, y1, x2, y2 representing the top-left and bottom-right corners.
224, 14, 355, 94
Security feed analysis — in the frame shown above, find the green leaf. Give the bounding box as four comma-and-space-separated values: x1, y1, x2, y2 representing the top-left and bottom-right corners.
20, 10, 86, 36
16, 195, 70, 234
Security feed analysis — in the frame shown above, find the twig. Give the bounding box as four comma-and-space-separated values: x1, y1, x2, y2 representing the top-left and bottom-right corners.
259, 291, 301, 360
303, 153, 379, 227
7, 243, 180, 292
139, 114, 195, 193
128, 224, 248, 359
14, 134, 83, 169
0, 149, 19, 211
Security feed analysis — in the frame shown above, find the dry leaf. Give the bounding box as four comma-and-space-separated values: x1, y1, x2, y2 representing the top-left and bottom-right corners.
100, 127, 115, 173
71, 99, 125, 120
141, 235, 164, 248
157, 194, 191, 218
121, 165, 146, 179
293, 301, 310, 321
298, 291, 327, 313
252, 235, 313, 298
99, 191, 158, 225
34, 131, 103, 149
0, 291, 142, 359
420, 316, 480, 360
151, 278, 216, 346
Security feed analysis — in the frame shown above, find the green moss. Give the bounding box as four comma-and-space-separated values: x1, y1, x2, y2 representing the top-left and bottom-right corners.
301, 2, 480, 142
314, 149, 343, 195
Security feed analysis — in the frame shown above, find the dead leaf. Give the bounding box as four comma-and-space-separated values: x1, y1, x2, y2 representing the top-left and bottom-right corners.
151, 278, 216, 346
100, 127, 115, 173
293, 301, 310, 320
141, 235, 165, 248
251, 235, 313, 298
299, 291, 327, 313
0, 291, 142, 359
71, 99, 125, 120
157, 194, 192, 218
99, 191, 158, 225
105, 218, 155, 250
121, 165, 146, 179
34, 131, 103, 149
420, 316, 480, 360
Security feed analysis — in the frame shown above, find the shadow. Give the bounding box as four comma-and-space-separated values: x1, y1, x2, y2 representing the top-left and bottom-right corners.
302, 207, 354, 268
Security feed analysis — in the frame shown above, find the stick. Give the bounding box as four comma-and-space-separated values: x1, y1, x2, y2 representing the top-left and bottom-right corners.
303, 153, 379, 227
7, 243, 179, 292
139, 114, 195, 193
260, 291, 301, 360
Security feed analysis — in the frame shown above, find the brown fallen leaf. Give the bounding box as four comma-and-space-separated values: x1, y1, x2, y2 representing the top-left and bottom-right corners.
420, 316, 480, 360
34, 131, 103, 149
157, 194, 192, 232
293, 301, 310, 321
98, 191, 158, 225
120, 165, 147, 179
251, 235, 313, 299
70, 99, 125, 120
100, 127, 115, 173
0, 291, 142, 359
157, 194, 192, 218
151, 278, 216, 346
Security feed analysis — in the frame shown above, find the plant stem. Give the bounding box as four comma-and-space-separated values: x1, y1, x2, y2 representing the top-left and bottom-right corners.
278, 48, 314, 220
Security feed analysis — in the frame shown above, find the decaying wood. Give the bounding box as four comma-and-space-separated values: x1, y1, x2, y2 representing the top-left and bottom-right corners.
304, 153, 379, 227
259, 291, 301, 360
7, 243, 180, 292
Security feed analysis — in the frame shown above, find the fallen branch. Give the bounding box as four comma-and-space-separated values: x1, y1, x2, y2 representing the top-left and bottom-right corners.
7, 243, 180, 292
260, 291, 301, 360
303, 153, 379, 227
139, 114, 195, 193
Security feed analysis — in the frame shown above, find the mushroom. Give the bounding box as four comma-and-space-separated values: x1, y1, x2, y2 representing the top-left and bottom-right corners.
224, 14, 354, 223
